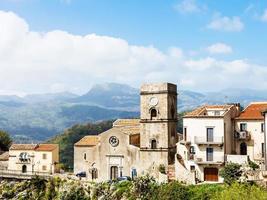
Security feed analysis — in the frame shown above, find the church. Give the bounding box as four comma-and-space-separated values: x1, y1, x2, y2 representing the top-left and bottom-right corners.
74, 83, 178, 182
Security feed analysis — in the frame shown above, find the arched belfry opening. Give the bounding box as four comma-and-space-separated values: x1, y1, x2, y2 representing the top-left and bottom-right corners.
151, 139, 157, 149
150, 108, 157, 120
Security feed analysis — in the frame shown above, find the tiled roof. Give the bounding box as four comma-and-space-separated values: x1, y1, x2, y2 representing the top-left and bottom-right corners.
35, 144, 58, 151
236, 102, 267, 120
113, 119, 140, 135
74, 136, 99, 147
184, 105, 233, 117
113, 119, 140, 127
9, 144, 37, 150
0, 152, 9, 161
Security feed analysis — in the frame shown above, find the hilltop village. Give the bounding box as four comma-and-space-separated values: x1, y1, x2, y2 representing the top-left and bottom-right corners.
1, 82, 267, 185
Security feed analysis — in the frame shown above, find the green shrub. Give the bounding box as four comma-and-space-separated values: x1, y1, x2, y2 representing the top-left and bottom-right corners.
212, 182, 267, 200
248, 159, 259, 170
188, 184, 223, 200
219, 162, 242, 184
153, 181, 189, 200
158, 164, 166, 174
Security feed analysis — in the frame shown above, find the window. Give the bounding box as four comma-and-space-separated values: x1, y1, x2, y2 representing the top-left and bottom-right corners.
150, 108, 157, 119
83, 153, 87, 160
42, 153, 47, 160
206, 148, 213, 161
261, 123, 265, 133
42, 165, 47, 171
214, 111, 220, 116
131, 168, 137, 179
184, 127, 187, 141
189, 146, 195, 154
262, 143, 265, 158
207, 128, 214, 142
190, 165, 195, 171
92, 168, 98, 180
240, 123, 247, 131
151, 139, 157, 149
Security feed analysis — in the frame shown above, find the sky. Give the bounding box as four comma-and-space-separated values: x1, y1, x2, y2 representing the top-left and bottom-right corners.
0, 0, 267, 95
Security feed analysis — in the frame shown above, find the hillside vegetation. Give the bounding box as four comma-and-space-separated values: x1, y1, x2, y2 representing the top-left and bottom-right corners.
48, 121, 113, 170
0, 176, 266, 200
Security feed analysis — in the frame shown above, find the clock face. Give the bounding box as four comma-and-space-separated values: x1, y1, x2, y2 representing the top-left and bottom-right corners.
149, 97, 158, 106
109, 136, 119, 147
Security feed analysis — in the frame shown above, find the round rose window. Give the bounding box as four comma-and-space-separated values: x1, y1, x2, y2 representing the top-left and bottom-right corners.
109, 136, 119, 147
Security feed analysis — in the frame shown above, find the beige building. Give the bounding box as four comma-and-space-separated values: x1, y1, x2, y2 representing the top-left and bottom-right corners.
234, 102, 267, 166
177, 104, 240, 183
8, 144, 59, 174
74, 83, 178, 181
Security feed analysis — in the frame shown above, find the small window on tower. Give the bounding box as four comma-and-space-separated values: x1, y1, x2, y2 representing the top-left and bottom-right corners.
150, 108, 157, 119
151, 139, 157, 149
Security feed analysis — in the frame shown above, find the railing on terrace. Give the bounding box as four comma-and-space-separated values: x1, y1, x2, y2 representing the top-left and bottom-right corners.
0, 169, 52, 179
194, 136, 224, 145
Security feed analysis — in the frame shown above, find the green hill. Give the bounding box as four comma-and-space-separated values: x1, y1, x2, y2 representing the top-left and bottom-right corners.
48, 120, 113, 170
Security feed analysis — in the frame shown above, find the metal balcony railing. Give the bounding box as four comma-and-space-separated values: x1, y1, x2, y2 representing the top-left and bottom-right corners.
194, 155, 224, 165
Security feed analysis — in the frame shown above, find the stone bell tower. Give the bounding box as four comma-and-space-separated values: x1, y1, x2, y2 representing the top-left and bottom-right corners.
139, 83, 178, 176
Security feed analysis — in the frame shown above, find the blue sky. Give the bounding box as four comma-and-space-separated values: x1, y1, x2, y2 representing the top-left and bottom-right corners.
0, 0, 267, 95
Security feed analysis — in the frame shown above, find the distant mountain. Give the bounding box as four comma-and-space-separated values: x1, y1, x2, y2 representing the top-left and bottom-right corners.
23, 92, 78, 103
72, 83, 139, 111
1, 82, 267, 142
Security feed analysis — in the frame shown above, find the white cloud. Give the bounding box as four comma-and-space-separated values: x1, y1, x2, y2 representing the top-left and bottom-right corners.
206, 43, 233, 54
174, 0, 205, 14
207, 15, 244, 32
261, 9, 267, 22
0, 10, 267, 94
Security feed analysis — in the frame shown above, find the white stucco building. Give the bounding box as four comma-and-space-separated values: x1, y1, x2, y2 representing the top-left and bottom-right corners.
177, 104, 240, 183
7, 144, 59, 174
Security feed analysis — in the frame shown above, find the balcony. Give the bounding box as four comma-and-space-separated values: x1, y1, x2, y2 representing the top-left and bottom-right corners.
234, 131, 251, 141
194, 136, 224, 146
226, 155, 248, 165
194, 155, 224, 165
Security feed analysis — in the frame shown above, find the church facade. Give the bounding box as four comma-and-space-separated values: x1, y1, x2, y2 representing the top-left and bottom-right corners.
74, 83, 178, 181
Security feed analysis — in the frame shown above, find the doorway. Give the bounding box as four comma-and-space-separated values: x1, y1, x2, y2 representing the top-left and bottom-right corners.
110, 166, 118, 180
22, 165, 27, 173
240, 142, 247, 155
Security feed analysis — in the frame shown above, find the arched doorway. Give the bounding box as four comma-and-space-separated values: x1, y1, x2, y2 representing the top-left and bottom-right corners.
22, 165, 27, 173
110, 166, 118, 180
240, 142, 247, 155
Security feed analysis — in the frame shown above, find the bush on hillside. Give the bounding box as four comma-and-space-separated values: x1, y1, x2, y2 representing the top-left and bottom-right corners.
219, 162, 242, 185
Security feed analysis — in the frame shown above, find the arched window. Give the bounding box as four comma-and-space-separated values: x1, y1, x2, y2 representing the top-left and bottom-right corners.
83, 153, 87, 160
240, 142, 247, 155
151, 139, 157, 149
150, 108, 157, 119
22, 165, 27, 173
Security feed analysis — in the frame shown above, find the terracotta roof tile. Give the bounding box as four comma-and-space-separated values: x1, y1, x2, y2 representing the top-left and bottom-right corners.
35, 144, 58, 151
74, 136, 99, 147
184, 105, 233, 117
236, 102, 267, 120
9, 144, 37, 150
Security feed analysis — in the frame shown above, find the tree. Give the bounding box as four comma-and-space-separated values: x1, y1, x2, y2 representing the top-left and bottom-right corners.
0, 130, 12, 151
219, 162, 242, 185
